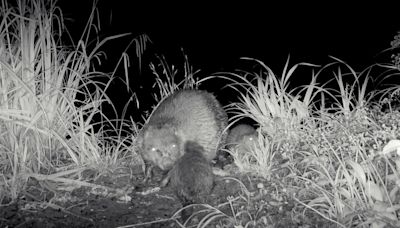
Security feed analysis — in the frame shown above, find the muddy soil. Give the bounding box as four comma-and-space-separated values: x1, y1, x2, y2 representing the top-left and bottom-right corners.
0, 162, 327, 228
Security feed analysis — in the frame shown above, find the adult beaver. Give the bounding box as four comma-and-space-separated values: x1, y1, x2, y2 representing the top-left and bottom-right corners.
138, 89, 228, 179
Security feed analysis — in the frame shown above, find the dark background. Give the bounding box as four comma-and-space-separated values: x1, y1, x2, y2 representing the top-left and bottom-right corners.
57, 0, 399, 119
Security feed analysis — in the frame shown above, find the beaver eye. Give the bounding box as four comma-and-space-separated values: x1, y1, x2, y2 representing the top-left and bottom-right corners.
151, 147, 157, 152
171, 144, 177, 149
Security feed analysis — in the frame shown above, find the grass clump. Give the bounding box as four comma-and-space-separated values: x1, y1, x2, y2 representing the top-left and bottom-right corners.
0, 0, 142, 204
215, 55, 400, 227
219, 57, 320, 178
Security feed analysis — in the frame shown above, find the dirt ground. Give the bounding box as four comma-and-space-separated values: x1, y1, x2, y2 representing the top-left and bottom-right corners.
0, 160, 328, 228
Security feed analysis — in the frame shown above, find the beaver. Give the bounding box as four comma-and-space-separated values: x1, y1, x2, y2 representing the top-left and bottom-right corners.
169, 140, 214, 220
226, 124, 257, 151
214, 124, 258, 168
137, 89, 228, 179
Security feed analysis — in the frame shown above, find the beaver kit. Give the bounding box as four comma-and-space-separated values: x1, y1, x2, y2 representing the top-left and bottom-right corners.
226, 124, 258, 151
169, 140, 215, 220
214, 124, 258, 168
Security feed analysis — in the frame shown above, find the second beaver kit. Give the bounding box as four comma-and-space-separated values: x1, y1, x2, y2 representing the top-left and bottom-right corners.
215, 124, 258, 168
226, 124, 258, 151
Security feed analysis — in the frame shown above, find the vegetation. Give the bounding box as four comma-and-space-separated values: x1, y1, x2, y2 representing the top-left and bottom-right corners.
217, 58, 400, 227
1, 0, 400, 227
0, 0, 143, 204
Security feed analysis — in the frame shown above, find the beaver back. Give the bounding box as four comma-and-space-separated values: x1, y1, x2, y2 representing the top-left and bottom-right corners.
141, 90, 228, 164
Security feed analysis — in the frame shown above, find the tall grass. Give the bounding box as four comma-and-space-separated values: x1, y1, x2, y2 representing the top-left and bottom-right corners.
218, 57, 320, 176
218, 55, 400, 226
221, 57, 319, 133
0, 0, 142, 203
149, 52, 202, 102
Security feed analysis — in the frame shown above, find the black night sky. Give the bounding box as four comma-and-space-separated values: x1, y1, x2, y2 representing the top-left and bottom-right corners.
58, 0, 399, 117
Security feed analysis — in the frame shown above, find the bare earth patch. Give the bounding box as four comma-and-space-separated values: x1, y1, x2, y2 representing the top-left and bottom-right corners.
0, 162, 330, 228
